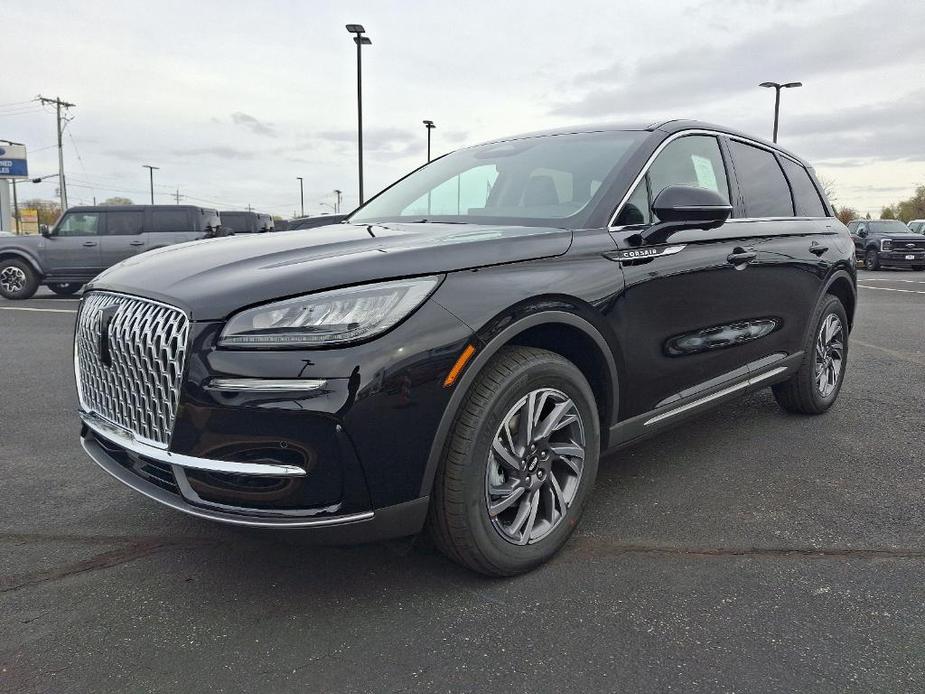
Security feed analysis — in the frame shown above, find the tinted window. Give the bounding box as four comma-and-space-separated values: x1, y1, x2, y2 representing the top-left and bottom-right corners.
56, 212, 100, 237
104, 211, 144, 235
151, 209, 190, 232
780, 158, 826, 217
351, 131, 645, 226
729, 141, 793, 217
222, 213, 256, 233
648, 135, 730, 206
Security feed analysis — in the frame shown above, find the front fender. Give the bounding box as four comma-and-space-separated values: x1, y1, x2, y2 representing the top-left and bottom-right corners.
0, 247, 44, 275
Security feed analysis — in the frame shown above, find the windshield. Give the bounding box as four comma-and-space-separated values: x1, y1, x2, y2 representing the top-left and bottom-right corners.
869, 220, 913, 233
350, 131, 646, 227
221, 213, 255, 233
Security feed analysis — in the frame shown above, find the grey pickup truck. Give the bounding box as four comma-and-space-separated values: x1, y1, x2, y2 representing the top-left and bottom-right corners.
0, 205, 221, 299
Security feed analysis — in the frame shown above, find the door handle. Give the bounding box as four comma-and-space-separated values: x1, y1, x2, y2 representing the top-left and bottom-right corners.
129, 241, 145, 246
82, 241, 98, 247
809, 244, 829, 256
726, 248, 757, 265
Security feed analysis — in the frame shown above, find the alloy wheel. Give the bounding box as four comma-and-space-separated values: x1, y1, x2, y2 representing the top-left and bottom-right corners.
0, 266, 27, 294
485, 387, 586, 545
814, 314, 844, 398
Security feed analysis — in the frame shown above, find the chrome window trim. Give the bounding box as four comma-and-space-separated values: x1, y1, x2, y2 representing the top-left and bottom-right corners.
607, 128, 830, 231
80, 410, 308, 477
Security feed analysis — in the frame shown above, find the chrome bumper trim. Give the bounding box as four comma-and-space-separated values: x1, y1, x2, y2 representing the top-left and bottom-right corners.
79, 410, 307, 477
207, 378, 328, 392
81, 435, 374, 529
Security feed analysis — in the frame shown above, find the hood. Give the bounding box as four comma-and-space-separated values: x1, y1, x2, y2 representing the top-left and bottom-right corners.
880, 233, 925, 241
88, 222, 573, 320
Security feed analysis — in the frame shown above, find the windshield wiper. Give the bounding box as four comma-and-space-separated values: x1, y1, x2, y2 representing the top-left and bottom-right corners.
412, 218, 472, 224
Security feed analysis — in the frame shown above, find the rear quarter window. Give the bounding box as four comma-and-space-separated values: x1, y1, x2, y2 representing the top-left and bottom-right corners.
151, 209, 190, 232
780, 158, 827, 217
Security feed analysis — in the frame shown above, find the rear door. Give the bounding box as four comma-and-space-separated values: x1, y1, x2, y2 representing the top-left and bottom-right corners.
608, 134, 770, 418
723, 139, 832, 382
43, 211, 103, 277
99, 209, 145, 267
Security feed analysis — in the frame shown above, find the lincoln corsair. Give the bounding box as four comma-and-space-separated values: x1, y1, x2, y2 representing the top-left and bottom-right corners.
74, 120, 856, 575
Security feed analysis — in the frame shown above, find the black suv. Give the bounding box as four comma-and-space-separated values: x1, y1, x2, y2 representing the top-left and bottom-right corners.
0, 205, 221, 299
219, 211, 274, 234
74, 121, 856, 575
847, 219, 925, 271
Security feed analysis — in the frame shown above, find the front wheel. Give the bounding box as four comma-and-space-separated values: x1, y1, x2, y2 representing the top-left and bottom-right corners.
48, 282, 82, 296
772, 295, 848, 415
428, 346, 600, 576
0, 259, 39, 300
864, 250, 880, 271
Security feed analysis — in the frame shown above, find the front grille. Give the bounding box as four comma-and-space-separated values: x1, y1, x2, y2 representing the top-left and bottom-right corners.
75, 291, 190, 448
889, 240, 925, 251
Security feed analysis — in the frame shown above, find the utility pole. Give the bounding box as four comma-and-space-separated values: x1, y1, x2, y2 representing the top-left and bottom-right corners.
297, 177, 305, 216
247, 203, 253, 212
142, 164, 159, 204
334, 189, 342, 213
11, 179, 19, 233
173, 187, 182, 204
423, 120, 435, 162
37, 95, 76, 210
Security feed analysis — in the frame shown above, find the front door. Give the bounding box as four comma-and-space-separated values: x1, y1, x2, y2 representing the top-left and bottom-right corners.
44, 211, 103, 278
607, 134, 767, 418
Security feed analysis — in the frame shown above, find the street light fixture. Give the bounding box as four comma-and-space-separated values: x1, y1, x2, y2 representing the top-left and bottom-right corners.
297, 177, 304, 217
346, 24, 372, 205
758, 81, 802, 143
334, 189, 343, 214
423, 120, 436, 162
142, 164, 159, 204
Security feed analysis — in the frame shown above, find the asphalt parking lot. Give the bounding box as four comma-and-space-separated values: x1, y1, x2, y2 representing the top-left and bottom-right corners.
1, 271, 924, 693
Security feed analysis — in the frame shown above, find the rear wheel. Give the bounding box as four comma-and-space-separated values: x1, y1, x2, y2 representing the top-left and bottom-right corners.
428, 346, 600, 576
48, 282, 82, 296
864, 250, 880, 271
0, 259, 39, 300
772, 295, 848, 415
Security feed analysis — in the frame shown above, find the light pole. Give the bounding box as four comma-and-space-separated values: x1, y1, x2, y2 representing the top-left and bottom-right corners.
142, 164, 159, 204
759, 81, 802, 143
423, 120, 435, 162
297, 177, 304, 217
334, 189, 343, 213
346, 24, 371, 205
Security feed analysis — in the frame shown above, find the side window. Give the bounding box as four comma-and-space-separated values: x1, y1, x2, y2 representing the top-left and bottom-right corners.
728, 141, 794, 217
104, 211, 144, 236
402, 164, 499, 216
56, 212, 100, 237
615, 178, 651, 226
151, 209, 190, 232
648, 135, 730, 205
780, 158, 827, 217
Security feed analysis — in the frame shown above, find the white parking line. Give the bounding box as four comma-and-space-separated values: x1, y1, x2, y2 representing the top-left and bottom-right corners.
859, 278, 925, 284
0, 306, 78, 314
858, 284, 925, 295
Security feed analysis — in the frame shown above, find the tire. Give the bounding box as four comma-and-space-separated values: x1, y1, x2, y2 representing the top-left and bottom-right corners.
864, 250, 880, 271
428, 345, 600, 576
772, 295, 848, 415
48, 282, 82, 296
0, 259, 39, 300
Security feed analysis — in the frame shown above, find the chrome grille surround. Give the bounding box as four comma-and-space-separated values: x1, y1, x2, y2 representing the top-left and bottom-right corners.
75, 291, 190, 449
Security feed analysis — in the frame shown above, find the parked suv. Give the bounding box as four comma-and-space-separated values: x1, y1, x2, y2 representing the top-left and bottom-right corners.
0, 205, 221, 299
74, 121, 855, 575
847, 219, 925, 271
219, 211, 274, 234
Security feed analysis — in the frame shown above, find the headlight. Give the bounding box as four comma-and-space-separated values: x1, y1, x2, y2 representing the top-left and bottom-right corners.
219, 276, 442, 348
881, 239, 893, 251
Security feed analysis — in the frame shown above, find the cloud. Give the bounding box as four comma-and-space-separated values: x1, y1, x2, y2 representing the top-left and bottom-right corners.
552, 0, 925, 119
171, 146, 257, 160
230, 112, 277, 137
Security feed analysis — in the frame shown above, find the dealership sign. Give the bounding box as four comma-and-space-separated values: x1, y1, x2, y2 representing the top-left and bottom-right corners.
0, 144, 28, 178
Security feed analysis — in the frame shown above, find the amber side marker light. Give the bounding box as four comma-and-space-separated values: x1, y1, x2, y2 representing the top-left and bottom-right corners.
443, 344, 477, 387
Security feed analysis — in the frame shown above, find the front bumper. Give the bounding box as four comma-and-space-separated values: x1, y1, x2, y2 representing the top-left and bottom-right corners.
81, 418, 429, 539
877, 250, 925, 266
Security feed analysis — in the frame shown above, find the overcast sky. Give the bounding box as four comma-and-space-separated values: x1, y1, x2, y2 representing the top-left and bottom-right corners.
4, 0, 923, 217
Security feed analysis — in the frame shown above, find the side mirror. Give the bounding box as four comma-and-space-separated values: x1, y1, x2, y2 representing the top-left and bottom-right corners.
641, 185, 732, 245
40, 224, 51, 237
857, 229, 868, 238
